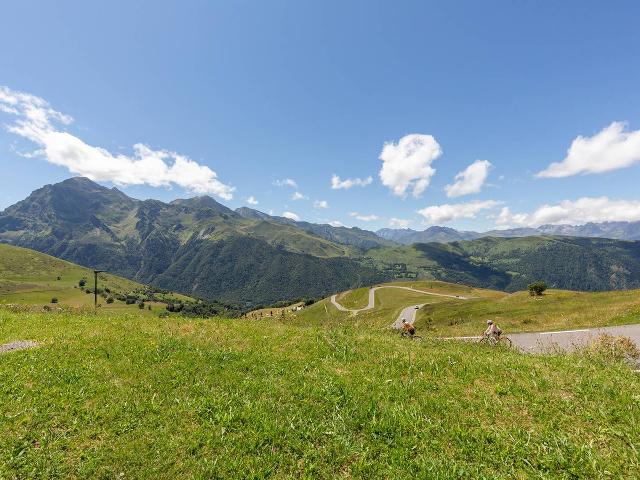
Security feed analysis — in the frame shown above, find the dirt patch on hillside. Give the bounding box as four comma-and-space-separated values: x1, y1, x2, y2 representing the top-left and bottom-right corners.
0, 340, 39, 353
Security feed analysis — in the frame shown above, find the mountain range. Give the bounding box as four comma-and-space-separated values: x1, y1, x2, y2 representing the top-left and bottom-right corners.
377, 222, 640, 244
2, 177, 640, 304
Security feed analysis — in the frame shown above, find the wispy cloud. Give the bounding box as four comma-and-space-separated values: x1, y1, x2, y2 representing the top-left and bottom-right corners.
389, 218, 412, 228
417, 200, 500, 224
313, 200, 329, 209
282, 211, 300, 221
0, 86, 235, 199
445, 160, 492, 197
496, 197, 640, 227
291, 191, 307, 201
274, 178, 298, 188
379, 134, 442, 197
537, 122, 640, 178
349, 211, 379, 222
331, 174, 373, 190
329, 220, 345, 227
246, 196, 258, 205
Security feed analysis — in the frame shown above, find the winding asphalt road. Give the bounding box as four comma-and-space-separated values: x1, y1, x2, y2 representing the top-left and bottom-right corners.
330, 285, 469, 328
331, 287, 640, 353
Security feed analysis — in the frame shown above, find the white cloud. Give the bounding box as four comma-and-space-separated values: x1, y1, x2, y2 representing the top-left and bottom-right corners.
349, 212, 379, 222
282, 211, 300, 221
417, 200, 500, 224
537, 122, 640, 178
274, 178, 298, 188
313, 200, 329, 209
0, 86, 234, 200
379, 134, 442, 197
389, 218, 412, 228
496, 197, 640, 228
331, 174, 373, 190
246, 196, 258, 205
291, 191, 308, 201
328, 220, 345, 227
445, 159, 492, 197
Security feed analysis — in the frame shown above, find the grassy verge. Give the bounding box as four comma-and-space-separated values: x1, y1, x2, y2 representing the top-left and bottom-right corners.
1, 310, 639, 478
335, 287, 370, 310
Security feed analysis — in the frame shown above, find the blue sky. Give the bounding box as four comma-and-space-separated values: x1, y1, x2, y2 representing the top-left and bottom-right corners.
1, 0, 640, 231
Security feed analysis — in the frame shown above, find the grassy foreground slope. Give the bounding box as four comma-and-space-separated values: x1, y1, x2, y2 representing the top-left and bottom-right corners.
0, 244, 190, 313
1, 310, 639, 478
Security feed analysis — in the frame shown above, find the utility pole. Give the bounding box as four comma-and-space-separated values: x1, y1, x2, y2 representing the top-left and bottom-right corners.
94, 270, 104, 311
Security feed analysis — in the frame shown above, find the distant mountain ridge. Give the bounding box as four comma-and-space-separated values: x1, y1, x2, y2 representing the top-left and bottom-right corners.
377, 221, 640, 244
235, 207, 394, 249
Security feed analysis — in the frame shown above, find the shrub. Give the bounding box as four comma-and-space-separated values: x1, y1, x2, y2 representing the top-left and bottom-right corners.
528, 281, 547, 296
106, 297, 114, 304
138, 301, 145, 309
79, 279, 87, 287
51, 297, 58, 304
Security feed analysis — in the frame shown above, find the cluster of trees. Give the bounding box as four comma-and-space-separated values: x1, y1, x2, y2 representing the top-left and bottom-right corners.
165, 299, 242, 318
528, 281, 547, 296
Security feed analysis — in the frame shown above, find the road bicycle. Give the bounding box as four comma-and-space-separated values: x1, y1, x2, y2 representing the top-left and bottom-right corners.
478, 333, 512, 348
400, 331, 423, 341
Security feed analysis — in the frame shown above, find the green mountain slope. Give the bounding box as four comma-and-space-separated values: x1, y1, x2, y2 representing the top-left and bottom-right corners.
0, 178, 385, 305
0, 243, 191, 311
365, 236, 640, 292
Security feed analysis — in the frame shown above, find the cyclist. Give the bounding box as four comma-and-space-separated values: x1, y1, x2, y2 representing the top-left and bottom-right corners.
401, 318, 416, 337
484, 319, 502, 340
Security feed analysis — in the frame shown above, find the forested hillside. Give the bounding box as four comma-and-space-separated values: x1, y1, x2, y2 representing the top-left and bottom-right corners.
365, 236, 640, 292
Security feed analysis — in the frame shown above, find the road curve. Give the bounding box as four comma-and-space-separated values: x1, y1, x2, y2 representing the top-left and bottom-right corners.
330, 285, 469, 328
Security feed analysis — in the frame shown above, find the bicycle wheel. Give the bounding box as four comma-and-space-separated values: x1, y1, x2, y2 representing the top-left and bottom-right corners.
500, 336, 512, 348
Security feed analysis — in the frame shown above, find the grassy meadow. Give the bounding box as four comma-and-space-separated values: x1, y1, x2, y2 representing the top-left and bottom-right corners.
0, 244, 190, 315
1, 308, 639, 478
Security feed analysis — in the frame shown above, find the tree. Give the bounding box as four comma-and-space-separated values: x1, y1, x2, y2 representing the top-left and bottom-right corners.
106, 297, 114, 304
138, 301, 145, 309
79, 279, 87, 287
528, 281, 547, 296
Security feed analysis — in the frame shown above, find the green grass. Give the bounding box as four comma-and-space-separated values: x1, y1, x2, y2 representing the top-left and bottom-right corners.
335, 287, 370, 309
0, 244, 191, 315
1, 309, 638, 478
